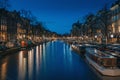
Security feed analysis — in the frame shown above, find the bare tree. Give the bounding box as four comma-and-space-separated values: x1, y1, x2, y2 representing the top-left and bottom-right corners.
71, 20, 82, 37
96, 5, 110, 44
83, 13, 97, 38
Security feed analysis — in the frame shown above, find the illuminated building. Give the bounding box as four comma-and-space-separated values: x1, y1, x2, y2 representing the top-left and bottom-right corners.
110, 0, 120, 43
0, 9, 18, 42
0, 16, 7, 42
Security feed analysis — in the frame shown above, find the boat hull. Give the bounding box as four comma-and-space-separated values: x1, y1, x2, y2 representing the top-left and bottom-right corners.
71, 45, 85, 56
86, 55, 120, 76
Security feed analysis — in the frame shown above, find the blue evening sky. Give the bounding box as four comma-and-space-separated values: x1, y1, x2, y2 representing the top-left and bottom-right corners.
9, 0, 115, 34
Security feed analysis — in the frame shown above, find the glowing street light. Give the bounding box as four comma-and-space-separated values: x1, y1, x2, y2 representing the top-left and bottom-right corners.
111, 34, 113, 38
110, 34, 114, 43
95, 35, 97, 38
23, 35, 25, 38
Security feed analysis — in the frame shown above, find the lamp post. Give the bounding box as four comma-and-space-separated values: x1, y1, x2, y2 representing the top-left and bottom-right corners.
95, 35, 97, 44
111, 34, 113, 43
95, 35, 97, 38
23, 34, 26, 40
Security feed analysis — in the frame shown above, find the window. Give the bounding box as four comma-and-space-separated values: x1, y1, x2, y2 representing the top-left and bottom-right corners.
119, 26, 120, 32
112, 23, 115, 33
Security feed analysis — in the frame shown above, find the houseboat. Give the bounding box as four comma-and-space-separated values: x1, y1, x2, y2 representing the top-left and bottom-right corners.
86, 48, 120, 76
103, 50, 120, 68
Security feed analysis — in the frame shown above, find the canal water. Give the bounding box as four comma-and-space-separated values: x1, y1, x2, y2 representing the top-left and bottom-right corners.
0, 40, 119, 80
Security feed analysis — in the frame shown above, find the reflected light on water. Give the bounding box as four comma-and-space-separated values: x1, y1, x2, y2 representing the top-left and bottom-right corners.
63, 44, 73, 70
43, 43, 46, 59
63, 44, 65, 57
18, 50, 33, 80
36, 46, 39, 70
69, 46, 72, 67
28, 49, 34, 80
18, 51, 24, 80
51, 41, 54, 59
40, 45, 42, 62
43, 43, 46, 72
1, 41, 120, 80
36, 46, 40, 79
66, 45, 73, 70
1, 62, 7, 80
23, 58, 27, 79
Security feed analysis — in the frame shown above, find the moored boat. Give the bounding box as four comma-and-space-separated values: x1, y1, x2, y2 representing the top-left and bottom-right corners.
86, 48, 120, 76
71, 44, 86, 56
20, 40, 35, 50
103, 50, 120, 68
0, 47, 20, 57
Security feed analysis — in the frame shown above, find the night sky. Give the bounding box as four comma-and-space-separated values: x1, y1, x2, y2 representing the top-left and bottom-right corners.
10, 0, 115, 34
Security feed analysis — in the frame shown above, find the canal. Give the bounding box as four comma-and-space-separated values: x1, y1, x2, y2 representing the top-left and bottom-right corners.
0, 40, 118, 80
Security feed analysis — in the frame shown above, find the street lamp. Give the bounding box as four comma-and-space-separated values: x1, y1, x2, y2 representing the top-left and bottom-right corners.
111, 34, 113, 38
95, 35, 97, 44
23, 35, 25, 39
111, 34, 113, 43
95, 35, 97, 38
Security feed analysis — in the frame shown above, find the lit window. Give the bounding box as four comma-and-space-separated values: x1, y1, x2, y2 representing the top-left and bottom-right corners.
113, 27, 115, 33
112, 23, 115, 33
119, 26, 120, 32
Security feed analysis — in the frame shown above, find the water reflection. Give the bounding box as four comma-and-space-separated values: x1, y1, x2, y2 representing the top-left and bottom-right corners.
39, 45, 42, 63
63, 44, 73, 70
18, 51, 23, 80
18, 47, 42, 80
36, 46, 39, 72
1, 62, 7, 80
28, 49, 34, 80
36, 46, 40, 79
42, 43, 46, 74
0, 41, 120, 80
18, 50, 28, 80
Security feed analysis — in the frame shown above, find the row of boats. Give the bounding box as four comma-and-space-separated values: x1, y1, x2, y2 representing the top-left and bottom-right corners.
0, 40, 48, 57
71, 43, 120, 76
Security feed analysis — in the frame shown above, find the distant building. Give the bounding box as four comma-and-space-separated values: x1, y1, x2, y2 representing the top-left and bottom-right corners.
71, 21, 82, 37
